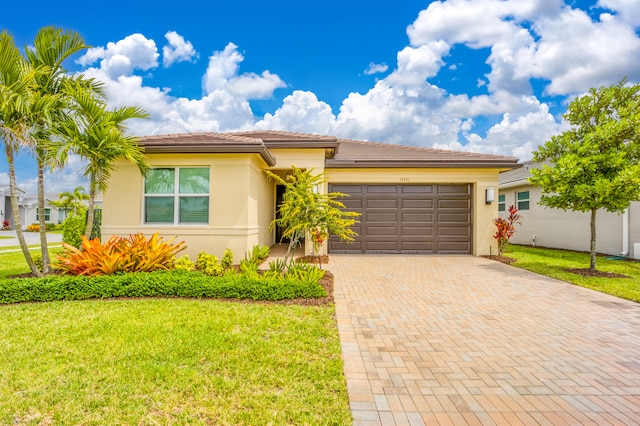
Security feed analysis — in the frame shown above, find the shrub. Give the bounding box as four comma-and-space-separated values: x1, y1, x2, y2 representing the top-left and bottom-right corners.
2, 219, 9, 230
56, 233, 186, 276
221, 248, 234, 270
493, 205, 522, 256
245, 244, 270, 265
285, 260, 325, 284
0, 270, 327, 305
174, 255, 195, 272
62, 215, 86, 249
196, 252, 224, 276
26, 224, 40, 232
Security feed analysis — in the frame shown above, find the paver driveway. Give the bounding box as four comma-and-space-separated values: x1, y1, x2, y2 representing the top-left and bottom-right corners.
331, 255, 640, 425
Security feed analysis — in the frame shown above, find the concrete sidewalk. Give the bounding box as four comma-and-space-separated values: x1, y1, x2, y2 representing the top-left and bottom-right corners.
330, 255, 640, 425
0, 230, 63, 248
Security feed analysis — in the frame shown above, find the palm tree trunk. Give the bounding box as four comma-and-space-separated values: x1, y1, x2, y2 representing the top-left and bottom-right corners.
84, 183, 95, 240
6, 146, 41, 277
590, 208, 597, 272
37, 161, 50, 273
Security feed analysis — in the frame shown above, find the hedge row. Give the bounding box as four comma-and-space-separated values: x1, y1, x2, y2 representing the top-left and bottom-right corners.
0, 270, 327, 305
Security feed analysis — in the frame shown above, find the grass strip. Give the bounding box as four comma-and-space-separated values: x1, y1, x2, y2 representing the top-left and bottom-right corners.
506, 245, 640, 302
0, 298, 351, 425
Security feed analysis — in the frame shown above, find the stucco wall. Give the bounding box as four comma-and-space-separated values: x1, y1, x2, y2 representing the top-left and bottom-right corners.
268, 148, 327, 255
498, 184, 637, 257
325, 168, 500, 256
103, 153, 273, 261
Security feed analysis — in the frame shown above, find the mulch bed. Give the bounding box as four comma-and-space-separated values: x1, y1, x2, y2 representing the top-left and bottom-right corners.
565, 268, 631, 279
296, 254, 329, 264
482, 255, 517, 264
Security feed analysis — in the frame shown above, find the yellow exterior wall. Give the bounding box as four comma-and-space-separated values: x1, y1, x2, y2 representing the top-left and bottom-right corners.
268, 148, 326, 170
268, 148, 327, 255
102, 153, 274, 261
103, 147, 502, 259
325, 168, 500, 256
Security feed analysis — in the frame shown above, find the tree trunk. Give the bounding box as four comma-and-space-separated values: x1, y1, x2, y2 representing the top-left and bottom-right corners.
6, 145, 41, 277
37, 161, 50, 273
590, 208, 597, 272
84, 183, 95, 240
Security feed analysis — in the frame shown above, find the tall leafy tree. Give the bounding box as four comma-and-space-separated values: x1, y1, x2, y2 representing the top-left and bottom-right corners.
530, 79, 640, 272
59, 91, 149, 239
23, 27, 93, 272
264, 167, 359, 267
0, 30, 42, 276
50, 185, 90, 216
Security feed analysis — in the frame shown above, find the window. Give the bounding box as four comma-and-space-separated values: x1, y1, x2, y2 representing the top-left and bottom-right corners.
498, 194, 506, 212
516, 191, 530, 211
144, 167, 210, 224
36, 208, 51, 222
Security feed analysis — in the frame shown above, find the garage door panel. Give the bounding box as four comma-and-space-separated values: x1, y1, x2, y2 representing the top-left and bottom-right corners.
438, 213, 471, 223
342, 199, 363, 209
401, 241, 434, 252
332, 185, 362, 194
437, 226, 471, 237
367, 212, 398, 222
366, 226, 399, 236
367, 199, 398, 209
402, 185, 434, 194
438, 199, 470, 209
402, 199, 433, 209
401, 226, 433, 236
330, 240, 363, 253
367, 185, 399, 193
437, 241, 471, 252
438, 184, 471, 194
402, 213, 432, 222
329, 184, 472, 254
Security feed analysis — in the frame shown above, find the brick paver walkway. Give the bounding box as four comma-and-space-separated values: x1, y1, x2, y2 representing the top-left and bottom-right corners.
331, 255, 640, 425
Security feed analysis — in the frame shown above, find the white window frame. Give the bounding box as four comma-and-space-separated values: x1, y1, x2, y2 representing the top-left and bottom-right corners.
498, 194, 506, 212
36, 208, 51, 222
516, 190, 530, 211
143, 167, 210, 225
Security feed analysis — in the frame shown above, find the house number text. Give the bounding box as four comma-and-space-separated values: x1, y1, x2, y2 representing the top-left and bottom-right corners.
400, 177, 410, 182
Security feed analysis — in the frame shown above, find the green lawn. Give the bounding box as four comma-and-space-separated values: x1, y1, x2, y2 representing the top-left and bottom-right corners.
0, 299, 351, 425
506, 245, 640, 302
0, 247, 62, 278
0, 250, 351, 424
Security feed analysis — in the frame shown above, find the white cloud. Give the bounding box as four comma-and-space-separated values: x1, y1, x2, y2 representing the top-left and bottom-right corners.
162, 31, 198, 67
515, 8, 640, 94
68, 0, 640, 169
202, 43, 286, 98
364, 62, 389, 75
599, 0, 640, 26
77, 34, 159, 79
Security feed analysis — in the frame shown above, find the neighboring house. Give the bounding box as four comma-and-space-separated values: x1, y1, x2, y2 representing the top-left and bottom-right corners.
499, 161, 640, 259
21, 193, 68, 226
1, 187, 102, 230
0, 185, 27, 229
102, 131, 519, 259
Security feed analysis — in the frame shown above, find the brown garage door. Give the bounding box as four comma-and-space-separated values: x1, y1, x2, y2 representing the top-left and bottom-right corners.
329, 184, 472, 254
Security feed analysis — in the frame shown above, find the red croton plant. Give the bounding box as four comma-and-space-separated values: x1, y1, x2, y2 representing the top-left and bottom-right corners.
493, 205, 521, 257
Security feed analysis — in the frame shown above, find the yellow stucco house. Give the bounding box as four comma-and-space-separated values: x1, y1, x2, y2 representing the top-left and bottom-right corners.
102, 131, 519, 260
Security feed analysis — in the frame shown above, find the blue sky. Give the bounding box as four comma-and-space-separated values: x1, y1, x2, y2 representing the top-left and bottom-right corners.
2, 0, 640, 193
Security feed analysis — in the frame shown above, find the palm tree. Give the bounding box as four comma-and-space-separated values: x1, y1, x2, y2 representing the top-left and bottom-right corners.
59, 92, 149, 239
23, 27, 95, 273
51, 186, 90, 216
0, 30, 41, 276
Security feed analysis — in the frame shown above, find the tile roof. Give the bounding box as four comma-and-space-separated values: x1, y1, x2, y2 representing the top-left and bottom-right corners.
327, 138, 520, 169
136, 131, 520, 169
137, 132, 276, 166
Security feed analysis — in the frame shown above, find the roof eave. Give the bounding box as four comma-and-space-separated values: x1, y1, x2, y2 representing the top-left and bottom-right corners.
142, 144, 277, 167
325, 160, 521, 169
